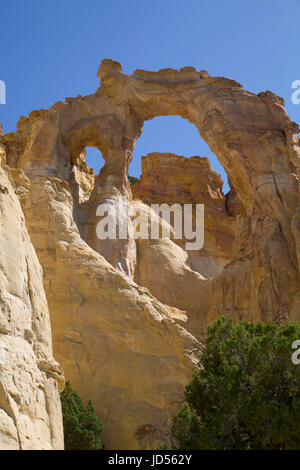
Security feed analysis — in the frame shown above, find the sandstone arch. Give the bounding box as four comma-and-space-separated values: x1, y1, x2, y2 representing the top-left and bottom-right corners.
5, 60, 297, 218
1, 59, 299, 448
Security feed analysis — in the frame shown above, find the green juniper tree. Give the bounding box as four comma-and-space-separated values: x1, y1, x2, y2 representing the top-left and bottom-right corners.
171, 318, 300, 450
60, 381, 103, 450
128, 175, 139, 185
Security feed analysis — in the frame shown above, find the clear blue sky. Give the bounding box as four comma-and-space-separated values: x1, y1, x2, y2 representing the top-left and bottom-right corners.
1, 0, 300, 193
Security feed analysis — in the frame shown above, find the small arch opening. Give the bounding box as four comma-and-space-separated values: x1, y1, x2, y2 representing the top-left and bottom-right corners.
71, 146, 106, 204
84, 146, 105, 175
129, 116, 229, 194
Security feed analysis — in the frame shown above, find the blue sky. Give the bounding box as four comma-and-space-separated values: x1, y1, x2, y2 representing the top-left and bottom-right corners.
1, 0, 300, 193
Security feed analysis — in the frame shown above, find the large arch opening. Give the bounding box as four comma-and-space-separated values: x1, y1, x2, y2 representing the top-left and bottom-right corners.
129, 115, 237, 280
129, 116, 229, 194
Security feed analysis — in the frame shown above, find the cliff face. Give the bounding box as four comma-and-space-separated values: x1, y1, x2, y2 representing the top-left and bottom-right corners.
0, 162, 64, 449
0, 60, 299, 449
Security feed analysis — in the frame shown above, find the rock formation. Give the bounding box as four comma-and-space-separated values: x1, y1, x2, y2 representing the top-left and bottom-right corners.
0, 159, 64, 449
0, 59, 299, 449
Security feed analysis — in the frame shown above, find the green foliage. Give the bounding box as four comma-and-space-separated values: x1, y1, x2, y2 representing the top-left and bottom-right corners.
128, 175, 140, 185
171, 318, 300, 450
60, 381, 103, 450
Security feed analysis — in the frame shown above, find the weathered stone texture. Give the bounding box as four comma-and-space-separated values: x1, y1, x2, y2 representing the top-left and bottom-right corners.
0, 163, 64, 450
0, 59, 299, 449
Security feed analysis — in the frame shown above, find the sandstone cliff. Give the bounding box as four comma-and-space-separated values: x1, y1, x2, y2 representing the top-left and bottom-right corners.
0, 60, 299, 449
0, 157, 64, 449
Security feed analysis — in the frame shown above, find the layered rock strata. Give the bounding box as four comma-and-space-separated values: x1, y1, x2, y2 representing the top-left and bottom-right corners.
0, 60, 299, 448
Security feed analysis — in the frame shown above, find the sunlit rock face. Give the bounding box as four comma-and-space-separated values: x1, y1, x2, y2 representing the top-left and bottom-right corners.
0, 164, 64, 450
0, 59, 299, 449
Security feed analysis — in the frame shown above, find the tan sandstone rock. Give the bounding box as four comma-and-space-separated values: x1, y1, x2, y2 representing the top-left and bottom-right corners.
19, 174, 201, 449
0, 59, 299, 449
0, 164, 64, 450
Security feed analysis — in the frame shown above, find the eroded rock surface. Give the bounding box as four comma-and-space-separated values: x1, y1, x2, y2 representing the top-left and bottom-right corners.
0, 59, 299, 449
19, 174, 201, 449
0, 161, 64, 450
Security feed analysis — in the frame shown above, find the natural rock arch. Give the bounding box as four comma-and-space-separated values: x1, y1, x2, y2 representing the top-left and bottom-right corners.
1, 59, 300, 449
5, 58, 298, 320
5, 59, 296, 210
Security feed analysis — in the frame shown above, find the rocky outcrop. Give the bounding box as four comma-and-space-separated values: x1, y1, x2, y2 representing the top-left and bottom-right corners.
132, 152, 237, 277
0, 59, 299, 449
17, 174, 201, 449
130, 153, 239, 337
0, 160, 64, 449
